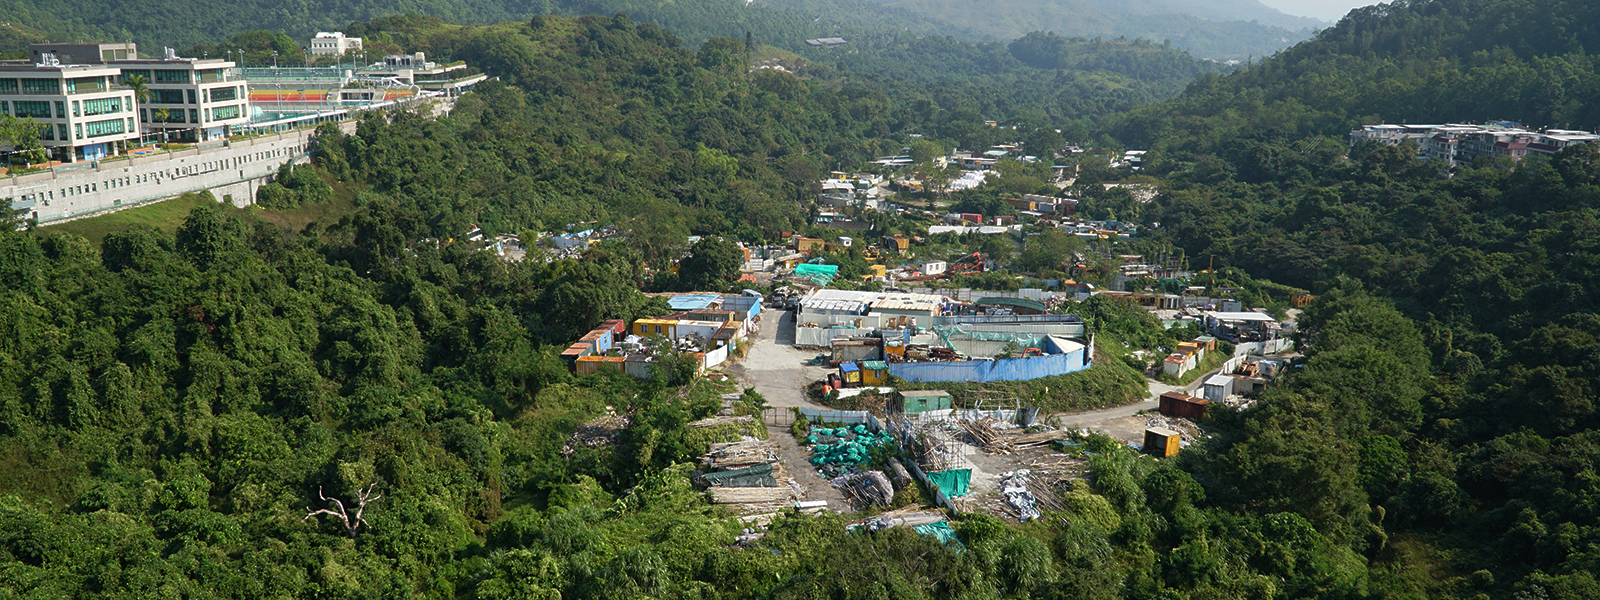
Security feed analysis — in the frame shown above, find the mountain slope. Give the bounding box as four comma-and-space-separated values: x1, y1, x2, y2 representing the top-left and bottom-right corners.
796, 0, 1321, 59
1111, 0, 1600, 148
1077, 4, 1600, 595
1087, 0, 1327, 31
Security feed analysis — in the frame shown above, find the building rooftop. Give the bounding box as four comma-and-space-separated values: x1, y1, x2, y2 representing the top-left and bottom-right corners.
666, 293, 724, 311
871, 293, 945, 313
1205, 311, 1277, 322
801, 289, 880, 313
976, 297, 1047, 313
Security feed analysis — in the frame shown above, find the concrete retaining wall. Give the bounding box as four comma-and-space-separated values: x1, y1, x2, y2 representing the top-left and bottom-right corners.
7, 120, 361, 225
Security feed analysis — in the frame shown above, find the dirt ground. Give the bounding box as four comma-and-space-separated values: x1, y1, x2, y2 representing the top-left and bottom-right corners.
909, 422, 1089, 522
720, 309, 1215, 516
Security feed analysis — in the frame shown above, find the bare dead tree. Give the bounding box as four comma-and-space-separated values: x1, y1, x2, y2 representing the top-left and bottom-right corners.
304, 482, 381, 538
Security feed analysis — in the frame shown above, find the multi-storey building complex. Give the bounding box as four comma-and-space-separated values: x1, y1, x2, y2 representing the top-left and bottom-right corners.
0, 55, 140, 162
4, 43, 252, 156
366, 53, 486, 95
308, 32, 362, 56
114, 48, 249, 143
1350, 122, 1600, 167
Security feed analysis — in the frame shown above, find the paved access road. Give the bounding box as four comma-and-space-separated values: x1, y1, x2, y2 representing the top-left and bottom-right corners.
725, 310, 851, 510
725, 309, 831, 410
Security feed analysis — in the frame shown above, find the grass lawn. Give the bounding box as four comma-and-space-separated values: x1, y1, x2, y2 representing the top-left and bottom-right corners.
38, 168, 361, 246
38, 193, 224, 246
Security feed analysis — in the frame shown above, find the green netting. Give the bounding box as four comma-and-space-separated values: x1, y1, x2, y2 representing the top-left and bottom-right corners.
930, 325, 1043, 350
793, 264, 839, 286
926, 468, 971, 497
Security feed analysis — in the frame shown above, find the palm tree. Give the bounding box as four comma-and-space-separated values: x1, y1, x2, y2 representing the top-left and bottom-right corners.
125, 74, 151, 144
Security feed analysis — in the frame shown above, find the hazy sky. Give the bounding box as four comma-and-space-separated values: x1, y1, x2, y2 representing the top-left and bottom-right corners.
1257, 0, 1383, 22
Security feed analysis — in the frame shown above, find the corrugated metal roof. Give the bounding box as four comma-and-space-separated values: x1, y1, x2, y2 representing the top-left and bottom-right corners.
1206, 311, 1276, 322
976, 297, 1046, 312
801, 289, 879, 313
667, 294, 722, 310
872, 293, 943, 313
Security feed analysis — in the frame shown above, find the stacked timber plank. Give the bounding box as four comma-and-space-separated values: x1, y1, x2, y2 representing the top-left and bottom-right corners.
1006, 429, 1072, 448
959, 418, 1011, 452
702, 439, 780, 471
689, 415, 756, 429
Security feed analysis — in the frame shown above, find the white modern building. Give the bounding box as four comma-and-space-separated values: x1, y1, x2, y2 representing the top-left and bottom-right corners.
365, 53, 486, 94
1, 56, 139, 163
309, 32, 363, 56
114, 49, 249, 143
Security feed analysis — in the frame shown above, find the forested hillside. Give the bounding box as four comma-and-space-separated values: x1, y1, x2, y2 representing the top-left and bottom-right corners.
279, 15, 1210, 249
1073, 0, 1600, 597
834, 0, 1316, 59
5, 1, 1600, 598
1111, 0, 1600, 147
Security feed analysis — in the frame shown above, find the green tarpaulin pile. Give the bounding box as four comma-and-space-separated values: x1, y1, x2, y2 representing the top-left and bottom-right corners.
913, 520, 965, 551
806, 425, 891, 466
703, 462, 777, 487
793, 264, 839, 286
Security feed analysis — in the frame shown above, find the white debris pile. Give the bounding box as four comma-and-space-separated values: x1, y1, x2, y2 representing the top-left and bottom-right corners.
999, 470, 1041, 522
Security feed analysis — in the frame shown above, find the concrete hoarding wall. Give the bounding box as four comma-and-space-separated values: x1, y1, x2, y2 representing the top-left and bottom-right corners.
704, 345, 729, 368
904, 408, 1035, 426
889, 347, 1091, 382
1233, 338, 1293, 356
1221, 354, 1246, 375
796, 408, 882, 431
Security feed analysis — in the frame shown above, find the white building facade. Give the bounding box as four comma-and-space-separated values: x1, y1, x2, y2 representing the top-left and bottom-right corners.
115, 52, 249, 143
1, 58, 139, 163
309, 32, 363, 56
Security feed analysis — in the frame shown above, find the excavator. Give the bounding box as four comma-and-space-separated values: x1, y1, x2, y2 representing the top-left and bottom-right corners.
947, 252, 988, 276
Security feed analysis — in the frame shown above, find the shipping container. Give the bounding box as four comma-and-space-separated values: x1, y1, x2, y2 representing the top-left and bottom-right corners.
897, 390, 952, 413
1158, 392, 1209, 420
598, 319, 628, 336
580, 330, 614, 354
575, 355, 626, 376
624, 354, 654, 379
632, 319, 677, 339
1144, 428, 1180, 457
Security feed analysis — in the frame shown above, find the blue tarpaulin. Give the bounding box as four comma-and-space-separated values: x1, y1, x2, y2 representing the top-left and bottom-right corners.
889, 348, 1091, 382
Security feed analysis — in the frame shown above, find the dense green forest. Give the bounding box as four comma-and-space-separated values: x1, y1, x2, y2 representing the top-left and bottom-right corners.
236, 14, 1217, 251
855, 0, 1315, 59
1075, 0, 1600, 597
1110, 0, 1600, 147
5, 0, 1600, 598
0, 0, 1315, 60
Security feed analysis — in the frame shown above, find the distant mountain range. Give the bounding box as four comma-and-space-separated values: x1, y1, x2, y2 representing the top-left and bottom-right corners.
0, 0, 1324, 60
770, 0, 1329, 59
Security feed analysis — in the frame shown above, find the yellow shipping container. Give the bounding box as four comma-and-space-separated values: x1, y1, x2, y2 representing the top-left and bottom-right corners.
1144, 428, 1181, 457
632, 319, 677, 339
